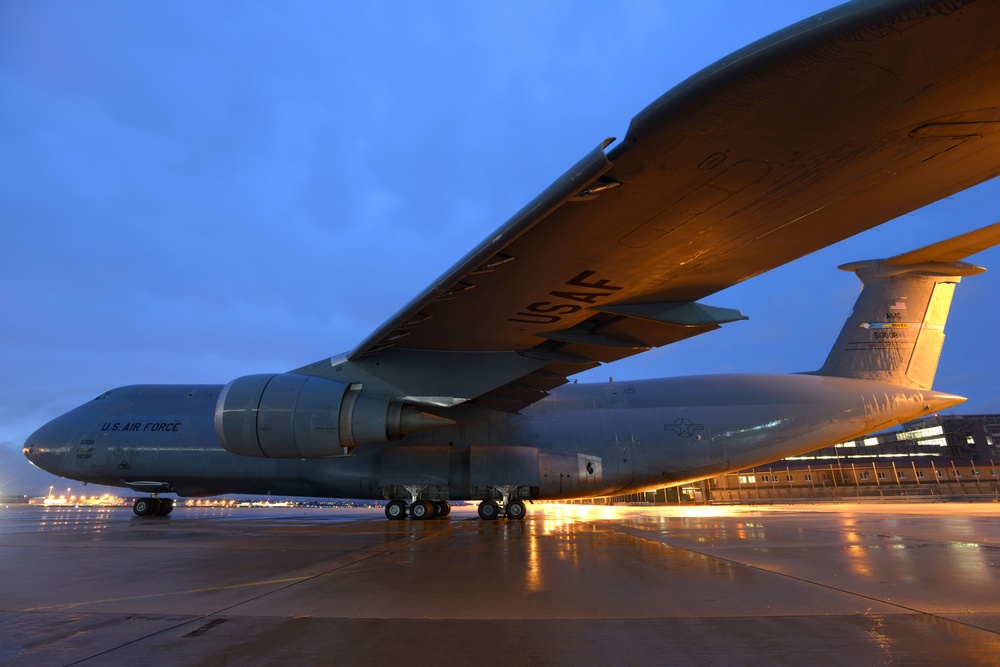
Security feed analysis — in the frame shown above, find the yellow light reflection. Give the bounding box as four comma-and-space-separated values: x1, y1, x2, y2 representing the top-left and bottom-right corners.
526, 525, 543, 593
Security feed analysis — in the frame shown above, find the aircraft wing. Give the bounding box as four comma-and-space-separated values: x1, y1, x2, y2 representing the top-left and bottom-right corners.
296, 0, 1000, 412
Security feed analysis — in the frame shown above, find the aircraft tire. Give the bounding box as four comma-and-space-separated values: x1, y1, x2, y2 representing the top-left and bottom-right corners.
133, 498, 154, 517
434, 500, 451, 518
478, 499, 500, 520
506, 499, 526, 521
385, 499, 407, 520
410, 500, 434, 520
160, 498, 174, 516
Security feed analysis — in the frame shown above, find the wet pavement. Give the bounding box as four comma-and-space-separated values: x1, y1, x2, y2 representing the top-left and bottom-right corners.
1, 502, 999, 666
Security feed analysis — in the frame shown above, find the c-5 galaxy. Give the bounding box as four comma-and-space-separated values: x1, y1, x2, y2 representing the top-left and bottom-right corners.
23, 0, 1000, 520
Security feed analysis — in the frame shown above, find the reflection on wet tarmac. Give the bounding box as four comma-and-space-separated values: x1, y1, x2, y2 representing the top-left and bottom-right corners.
36, 506, 115, 534
2, 502, 1000, 665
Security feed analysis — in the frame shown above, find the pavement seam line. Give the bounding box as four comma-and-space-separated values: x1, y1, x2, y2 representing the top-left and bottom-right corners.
57, 522, 449, 667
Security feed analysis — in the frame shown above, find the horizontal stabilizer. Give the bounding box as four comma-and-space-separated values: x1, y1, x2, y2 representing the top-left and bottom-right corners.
883, 220, 1000, 266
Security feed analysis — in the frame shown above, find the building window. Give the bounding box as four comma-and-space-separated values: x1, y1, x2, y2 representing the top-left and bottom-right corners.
917, 471, 925, 479
954, 470, 962, 477
822, 473, 831, 481
991, 469, 999, 477
804, 474, 812, 481
738, 475, 756, 484
859, 471, 869, 480
878, 472, 887, 480
898, 471, 906, 479
972, 469, 980, 477
786, 475, 794, 482
936, 470, 944, 478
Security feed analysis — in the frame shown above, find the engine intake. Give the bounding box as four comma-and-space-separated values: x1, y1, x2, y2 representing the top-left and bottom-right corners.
214, 373, 452, 458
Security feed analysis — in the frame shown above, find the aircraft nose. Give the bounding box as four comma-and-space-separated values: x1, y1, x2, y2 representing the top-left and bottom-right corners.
23, 421, 68, 476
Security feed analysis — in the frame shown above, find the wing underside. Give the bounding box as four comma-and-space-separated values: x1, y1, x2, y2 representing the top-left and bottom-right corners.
296, 0, 1000, 412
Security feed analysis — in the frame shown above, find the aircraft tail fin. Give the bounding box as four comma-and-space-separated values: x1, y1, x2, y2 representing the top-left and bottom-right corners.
812, 222, 1000, 389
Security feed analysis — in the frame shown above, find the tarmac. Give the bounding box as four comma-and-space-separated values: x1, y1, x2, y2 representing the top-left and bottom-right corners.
2, 501, 999, 666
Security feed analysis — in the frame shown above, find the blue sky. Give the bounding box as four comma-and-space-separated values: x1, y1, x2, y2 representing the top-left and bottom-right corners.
4, 1, 1000, 496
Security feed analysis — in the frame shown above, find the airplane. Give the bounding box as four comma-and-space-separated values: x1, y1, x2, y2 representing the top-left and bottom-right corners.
22, 0, 1000, 520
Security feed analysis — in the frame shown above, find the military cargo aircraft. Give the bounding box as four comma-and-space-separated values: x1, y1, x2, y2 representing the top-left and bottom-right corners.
23, 0, 1000, 519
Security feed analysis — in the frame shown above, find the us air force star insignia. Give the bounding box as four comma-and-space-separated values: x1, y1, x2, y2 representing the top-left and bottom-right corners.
665, 418, 704, 438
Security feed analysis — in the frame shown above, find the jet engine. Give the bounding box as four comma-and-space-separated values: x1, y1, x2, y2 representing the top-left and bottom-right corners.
214, 373, 452, 458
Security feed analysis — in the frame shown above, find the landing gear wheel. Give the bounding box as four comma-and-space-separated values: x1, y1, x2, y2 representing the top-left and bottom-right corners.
385, 499, 407, 520
133, 498, 154, 517
410, 499, 434, 520
478, 499, 500, 520
159, 498, 174, 516
433, 501, 451, 518
506, 499, 526, 521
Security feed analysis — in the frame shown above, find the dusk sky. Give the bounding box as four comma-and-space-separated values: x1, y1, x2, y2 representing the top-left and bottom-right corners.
4, 1, 1000, 496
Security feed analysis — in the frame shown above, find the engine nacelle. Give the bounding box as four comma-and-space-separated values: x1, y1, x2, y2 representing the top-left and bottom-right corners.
214, 373, 449, 458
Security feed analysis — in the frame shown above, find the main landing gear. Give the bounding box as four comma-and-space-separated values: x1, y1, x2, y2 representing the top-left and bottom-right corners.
133, 497, 174, 517
477, 498, 526, 521
383, 485, 528, 521
384, 499, 452, 520
476, 485, 527, 521
385, 484, 453, 521
384, 498, 526, 520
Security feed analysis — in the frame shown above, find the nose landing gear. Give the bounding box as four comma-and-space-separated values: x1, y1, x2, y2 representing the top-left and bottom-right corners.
132, 496, 174, 517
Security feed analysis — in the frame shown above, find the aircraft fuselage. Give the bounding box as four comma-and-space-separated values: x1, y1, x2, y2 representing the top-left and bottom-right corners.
24, 373, 962, 501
